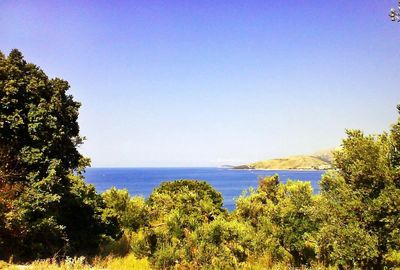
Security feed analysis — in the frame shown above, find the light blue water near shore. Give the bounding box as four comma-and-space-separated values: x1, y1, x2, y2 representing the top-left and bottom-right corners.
84, 168, 325, 211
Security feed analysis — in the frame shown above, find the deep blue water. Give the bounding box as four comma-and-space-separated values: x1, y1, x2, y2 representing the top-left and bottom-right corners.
84, 168, 325, 211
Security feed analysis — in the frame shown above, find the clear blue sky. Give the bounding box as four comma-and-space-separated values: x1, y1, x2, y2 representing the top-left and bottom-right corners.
1, 1, 400, 167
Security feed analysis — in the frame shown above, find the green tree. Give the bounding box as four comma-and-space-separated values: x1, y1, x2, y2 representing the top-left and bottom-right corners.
102, 187, 148, 231
0, 49, 120, 260
316, 171, 380, 267
234, 175, 318, 266
316, 107, 400, 269
139, 180, 227, 268
181, 218, 253, 270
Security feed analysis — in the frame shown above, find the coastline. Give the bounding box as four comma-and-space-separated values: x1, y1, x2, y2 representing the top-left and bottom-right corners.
230, 168, 330, 171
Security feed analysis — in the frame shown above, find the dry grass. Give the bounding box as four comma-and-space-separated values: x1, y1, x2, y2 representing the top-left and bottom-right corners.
0, 254, 150, 270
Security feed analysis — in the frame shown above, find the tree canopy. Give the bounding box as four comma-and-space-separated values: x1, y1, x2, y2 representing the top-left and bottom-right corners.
316, 110, 400, 269
0, 49, 120, 260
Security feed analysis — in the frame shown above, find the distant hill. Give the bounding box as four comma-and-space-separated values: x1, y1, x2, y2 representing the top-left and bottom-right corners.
233, 149, 335, 170
311, 148, 335, 164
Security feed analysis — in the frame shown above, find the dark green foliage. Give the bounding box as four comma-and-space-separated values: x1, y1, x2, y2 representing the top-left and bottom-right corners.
0, 50, 86, 179
0, 49, 120, 261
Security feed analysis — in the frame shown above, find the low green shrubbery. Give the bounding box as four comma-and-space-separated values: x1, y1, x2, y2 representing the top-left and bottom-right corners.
99, 105, 400, 269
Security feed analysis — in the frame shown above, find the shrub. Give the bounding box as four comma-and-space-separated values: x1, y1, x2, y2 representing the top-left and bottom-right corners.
140, 180, 227, 269
102, 187, 148, 231
181, 218, 253, 269
234, 175, 318, 266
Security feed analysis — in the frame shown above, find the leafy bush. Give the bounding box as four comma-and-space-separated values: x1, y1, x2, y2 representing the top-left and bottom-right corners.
234, 175, 318, 266
102, 187, 149, 231
181, 218, 253, 269
139, 180, 227, 268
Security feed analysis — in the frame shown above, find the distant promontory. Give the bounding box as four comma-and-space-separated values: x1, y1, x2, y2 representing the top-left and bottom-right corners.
233, 149, 334, 170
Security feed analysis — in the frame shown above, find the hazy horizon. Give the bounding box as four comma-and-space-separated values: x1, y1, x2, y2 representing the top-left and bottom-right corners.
1, 1, 400, 167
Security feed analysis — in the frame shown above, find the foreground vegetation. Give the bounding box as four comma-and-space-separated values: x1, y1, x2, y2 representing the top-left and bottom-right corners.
1, 51, 400, 269
0, 254, 150, 270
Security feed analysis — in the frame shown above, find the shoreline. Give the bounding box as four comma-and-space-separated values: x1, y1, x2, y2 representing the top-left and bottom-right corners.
229, 168, 330, 171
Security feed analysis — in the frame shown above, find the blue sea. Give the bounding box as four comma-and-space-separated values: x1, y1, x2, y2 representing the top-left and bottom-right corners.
84, 168, 325, 211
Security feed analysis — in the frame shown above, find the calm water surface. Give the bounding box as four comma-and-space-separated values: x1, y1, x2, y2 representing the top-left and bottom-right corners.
84, 168, 325, 211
